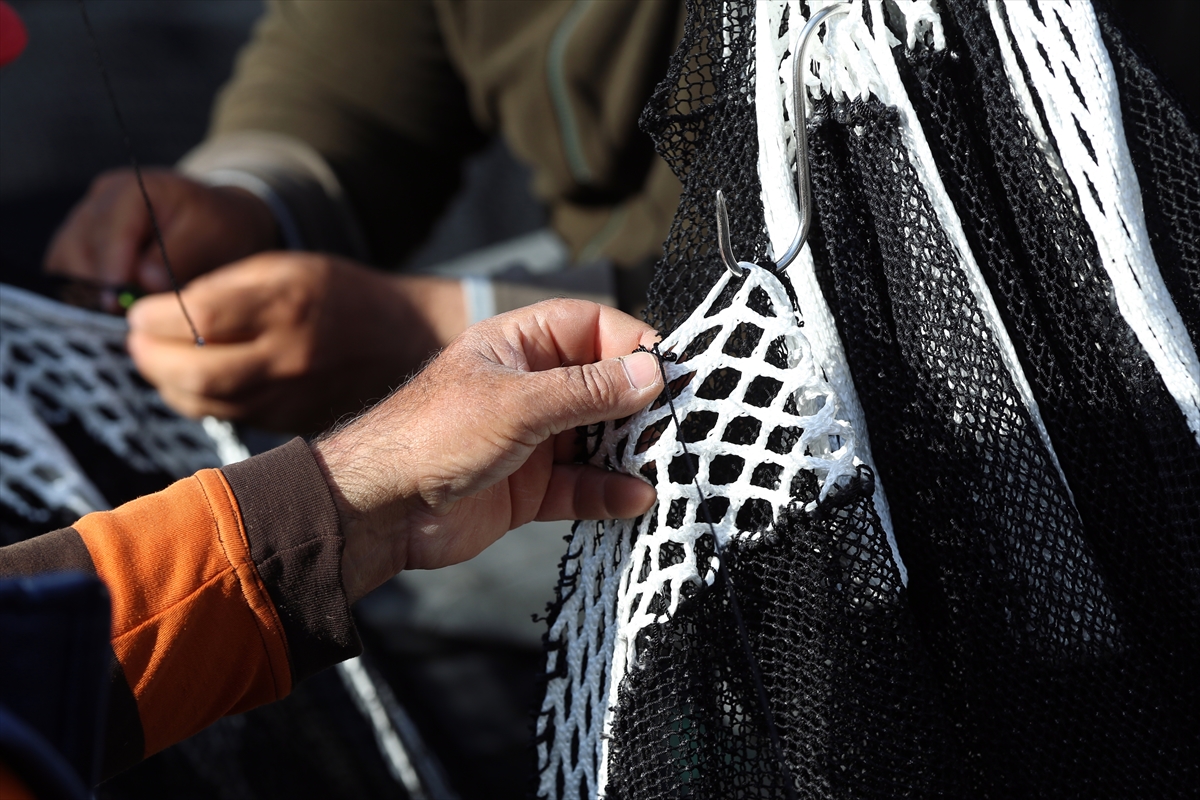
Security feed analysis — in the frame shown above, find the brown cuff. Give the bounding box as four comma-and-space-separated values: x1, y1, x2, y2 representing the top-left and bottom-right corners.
221, 438, 361, 682
0, 528, 94, 577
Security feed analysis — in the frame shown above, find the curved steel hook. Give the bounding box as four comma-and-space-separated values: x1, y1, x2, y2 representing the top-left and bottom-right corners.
716, 189, 748, 277
716, 2, 853, 276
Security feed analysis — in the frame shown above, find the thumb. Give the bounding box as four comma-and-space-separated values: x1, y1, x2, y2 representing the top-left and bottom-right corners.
516, 350, 663, 436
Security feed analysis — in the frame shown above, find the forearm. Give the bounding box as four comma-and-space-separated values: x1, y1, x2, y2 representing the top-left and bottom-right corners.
0, 439, 359, 780
0, 299, 662, 784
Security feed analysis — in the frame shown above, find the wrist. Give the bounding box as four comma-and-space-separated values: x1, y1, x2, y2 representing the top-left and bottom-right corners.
310, 421, 416, 604
392, 274, 467, 348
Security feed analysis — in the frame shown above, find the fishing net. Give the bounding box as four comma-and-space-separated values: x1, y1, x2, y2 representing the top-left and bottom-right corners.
536, 1, 1200, 797
0, 284, 230, 540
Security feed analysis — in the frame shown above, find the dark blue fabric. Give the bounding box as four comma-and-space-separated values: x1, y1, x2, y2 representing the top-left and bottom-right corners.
0, 705, 90, 800
0, 572, 111, 792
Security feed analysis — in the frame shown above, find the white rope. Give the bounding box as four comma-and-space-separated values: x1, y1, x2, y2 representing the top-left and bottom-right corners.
337, 657, 429, 799
1000, 0, 1200, 444
755, 0, 908, 583
985, 0, 1073, 197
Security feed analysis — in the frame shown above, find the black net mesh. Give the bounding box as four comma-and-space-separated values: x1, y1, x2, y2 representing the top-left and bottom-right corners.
539, 0, 1200, 797
639, 0, 771, 336
607, 492, 958, 800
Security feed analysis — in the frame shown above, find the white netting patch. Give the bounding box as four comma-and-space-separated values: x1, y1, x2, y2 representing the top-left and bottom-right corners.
0, 284, 225, 521
601, 265, 859, 629
0, 381, 108, 522
536, 517, 632, 799
538, 265, 865, 798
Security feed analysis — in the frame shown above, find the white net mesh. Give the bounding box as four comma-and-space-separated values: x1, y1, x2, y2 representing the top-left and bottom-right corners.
538, 264, 868, 798
0, 284, 227, 525
0, 381, 108, 522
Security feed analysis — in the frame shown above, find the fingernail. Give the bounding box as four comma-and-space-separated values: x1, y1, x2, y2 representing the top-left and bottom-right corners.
619, 351, 660, 390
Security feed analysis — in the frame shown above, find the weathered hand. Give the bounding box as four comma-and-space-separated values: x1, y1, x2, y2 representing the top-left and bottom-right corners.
312, 300, 662, 603
126, 252, 466, 433
45, 168, 278, 309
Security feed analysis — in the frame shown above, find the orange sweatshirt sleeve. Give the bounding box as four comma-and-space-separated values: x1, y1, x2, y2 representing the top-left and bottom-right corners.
74, 467, 291, 758
0, 438, 360, 781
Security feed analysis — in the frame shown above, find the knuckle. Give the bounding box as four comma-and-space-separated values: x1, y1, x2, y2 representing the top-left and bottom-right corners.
275, 344, 315, 380
193, 373, 236, 401
572, 362, 620, 409
50, 210, 89, 252
159, 390, 204, 420
187, 305, 218, 335
176, 362, 228, 398
182, 370, 216, 397
43, 239, 69, 271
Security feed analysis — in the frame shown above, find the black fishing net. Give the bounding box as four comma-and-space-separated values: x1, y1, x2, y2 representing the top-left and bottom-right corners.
538, 1, 1200, 797
640, 0, 770, 336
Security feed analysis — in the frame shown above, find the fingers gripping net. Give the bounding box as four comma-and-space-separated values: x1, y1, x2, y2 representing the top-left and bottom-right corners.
537, 264, 872, 798
615, 266, 861, 542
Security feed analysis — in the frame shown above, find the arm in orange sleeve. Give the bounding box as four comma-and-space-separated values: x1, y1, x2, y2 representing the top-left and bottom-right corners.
0, 438, 360, 781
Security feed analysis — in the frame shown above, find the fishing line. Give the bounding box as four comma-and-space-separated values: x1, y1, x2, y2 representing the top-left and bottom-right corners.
650, 343, 799, 800
76, 0, 204, 346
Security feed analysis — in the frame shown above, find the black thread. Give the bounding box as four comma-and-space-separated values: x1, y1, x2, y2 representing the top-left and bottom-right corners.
576, 422, 606, 462
650, 342, 799, 800
76, 0, 204, 347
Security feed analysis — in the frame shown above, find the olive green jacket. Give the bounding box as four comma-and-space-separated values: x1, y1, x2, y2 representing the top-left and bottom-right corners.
181, 0, 684, 314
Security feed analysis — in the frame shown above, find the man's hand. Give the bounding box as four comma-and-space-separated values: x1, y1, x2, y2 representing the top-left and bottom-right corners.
126, 252, 466, 433
45, 168, 278, 309
312, 300, 663, 603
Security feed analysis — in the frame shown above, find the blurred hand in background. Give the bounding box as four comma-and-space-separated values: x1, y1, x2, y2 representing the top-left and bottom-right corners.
44, 168, 278, 309
126, 251, 466, 434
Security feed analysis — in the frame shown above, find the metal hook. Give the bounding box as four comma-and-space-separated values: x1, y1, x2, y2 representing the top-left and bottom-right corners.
716, 2, 853, 276
716, 189, 751, 277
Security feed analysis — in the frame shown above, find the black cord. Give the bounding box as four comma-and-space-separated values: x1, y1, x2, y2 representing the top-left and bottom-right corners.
651, 343, 799, 800
76, 0, 204, 346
